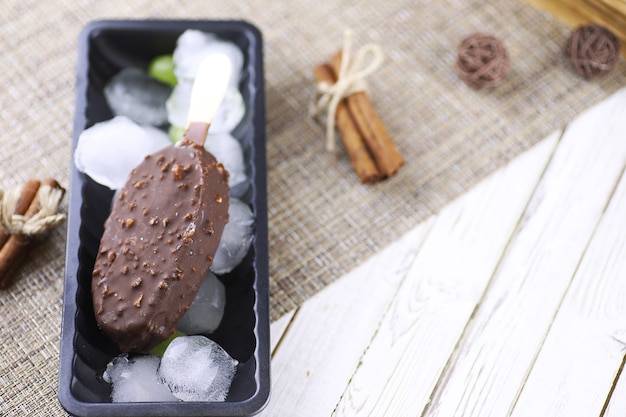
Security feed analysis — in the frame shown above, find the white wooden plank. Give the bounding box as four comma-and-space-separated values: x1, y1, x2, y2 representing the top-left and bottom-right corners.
424, 87, 626, 417
332, 132, 559, 417
258, 217, 433, 417
270, 309, 297, 354
511, 166, 626, 417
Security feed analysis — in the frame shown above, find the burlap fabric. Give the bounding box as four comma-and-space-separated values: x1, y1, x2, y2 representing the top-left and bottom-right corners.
1, 0, 625, 415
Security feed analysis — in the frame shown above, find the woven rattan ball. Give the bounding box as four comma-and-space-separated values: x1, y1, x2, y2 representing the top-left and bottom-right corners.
456, 33, 510, 89
565, 24, 621, 79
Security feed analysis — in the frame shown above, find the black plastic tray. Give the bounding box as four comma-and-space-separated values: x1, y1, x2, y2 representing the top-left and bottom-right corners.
58, 20, 269, 417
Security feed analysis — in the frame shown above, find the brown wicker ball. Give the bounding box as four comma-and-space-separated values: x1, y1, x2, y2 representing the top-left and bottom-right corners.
456, 33, 510, 89
565, 24, 621, 79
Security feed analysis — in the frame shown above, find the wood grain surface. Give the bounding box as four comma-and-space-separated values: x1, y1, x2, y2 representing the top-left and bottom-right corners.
263, 87, 626, 417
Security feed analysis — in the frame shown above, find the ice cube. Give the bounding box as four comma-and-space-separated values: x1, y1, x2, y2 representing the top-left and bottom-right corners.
74, 116, 172, 190
173, 30, 243, 87
166, 81, 245, 134
205, 133, 249, 198
104, 67, 172, 126
103, 354, 178, 402
176, 271, 226, 335
159, 335, 238, 402
211, 86, 246, 135
211, 198, 255, 274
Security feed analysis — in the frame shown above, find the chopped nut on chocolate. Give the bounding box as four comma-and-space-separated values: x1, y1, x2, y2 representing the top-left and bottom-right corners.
172, 164, 184, 180
134, 293, 143, 308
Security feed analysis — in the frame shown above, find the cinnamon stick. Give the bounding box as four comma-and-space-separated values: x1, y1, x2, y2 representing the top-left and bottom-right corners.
0, 178, 64, 289
313, 64, 381, 184
330, 51, 404, 177
0, 179, 41, 250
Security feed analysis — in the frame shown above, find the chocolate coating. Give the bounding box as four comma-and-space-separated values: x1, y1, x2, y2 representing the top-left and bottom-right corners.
92, 140, 229, 353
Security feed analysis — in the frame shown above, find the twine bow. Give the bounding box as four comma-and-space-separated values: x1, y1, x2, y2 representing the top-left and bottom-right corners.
0, 185, 66, 236
311, 30, 384, 152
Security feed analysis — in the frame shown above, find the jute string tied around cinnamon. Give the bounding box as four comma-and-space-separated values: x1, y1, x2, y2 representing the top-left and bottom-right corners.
311, 30, 384, 152
0, 185, 66, 237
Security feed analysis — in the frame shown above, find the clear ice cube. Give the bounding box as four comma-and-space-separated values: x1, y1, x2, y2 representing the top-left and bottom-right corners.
104, 67, 172, 126
176, 271, 226, 335
103, 354, 178, 402
158, 335, 238, 402
211, 198, 255, 274
173, 30, 244, 87
73, 116, 172, 190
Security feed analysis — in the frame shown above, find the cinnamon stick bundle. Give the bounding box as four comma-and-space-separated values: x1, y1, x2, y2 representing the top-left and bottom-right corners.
0, 178, 65, 289
313, 49, 404, 184
0, 179, 40, 250
329, 51, 404, 178
313, 64, 381, 184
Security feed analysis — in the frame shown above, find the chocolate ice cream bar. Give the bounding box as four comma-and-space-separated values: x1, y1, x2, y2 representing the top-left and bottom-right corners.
91, 54, 233, 353
92, 141, 229, 353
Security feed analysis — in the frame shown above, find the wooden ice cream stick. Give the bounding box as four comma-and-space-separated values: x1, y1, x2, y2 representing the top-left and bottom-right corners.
184, 53, 233, 147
